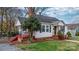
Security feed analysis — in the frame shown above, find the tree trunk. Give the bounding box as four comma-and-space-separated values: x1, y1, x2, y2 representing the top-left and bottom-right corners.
28, 7, 33, 16
27, 7, 35, 42
27, 6, 34, 42
27, 29, 33, 43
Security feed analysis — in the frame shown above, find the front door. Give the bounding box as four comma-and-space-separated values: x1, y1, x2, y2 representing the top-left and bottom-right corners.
54, 26, 57, 35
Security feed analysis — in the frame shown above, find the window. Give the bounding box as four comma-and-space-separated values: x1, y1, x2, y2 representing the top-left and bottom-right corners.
41, 25, 45, 32
60, 26, 65, 32
40, 25, 51, 33
46, 25, 49, 32
46, 25, 51, 32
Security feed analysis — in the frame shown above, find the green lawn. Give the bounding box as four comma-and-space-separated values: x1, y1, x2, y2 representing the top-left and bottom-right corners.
18, 40, 79, 51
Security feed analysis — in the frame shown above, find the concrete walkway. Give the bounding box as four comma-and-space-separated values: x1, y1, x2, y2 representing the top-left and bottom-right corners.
0, 43, 21, 51
66, 40, 79, 43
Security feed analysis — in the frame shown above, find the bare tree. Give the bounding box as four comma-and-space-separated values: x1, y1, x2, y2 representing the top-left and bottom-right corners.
0, 7, 20, 35
24, 7, 50, 16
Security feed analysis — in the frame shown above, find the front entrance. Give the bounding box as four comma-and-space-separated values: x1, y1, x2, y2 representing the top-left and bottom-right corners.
54, 26, 57, 35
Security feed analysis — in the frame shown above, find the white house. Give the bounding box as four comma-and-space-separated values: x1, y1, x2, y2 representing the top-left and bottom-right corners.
15, 15, 65, 38
15, 17, 22, 34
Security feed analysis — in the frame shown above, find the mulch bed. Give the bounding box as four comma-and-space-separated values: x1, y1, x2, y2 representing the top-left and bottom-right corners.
9, 35, 68, 45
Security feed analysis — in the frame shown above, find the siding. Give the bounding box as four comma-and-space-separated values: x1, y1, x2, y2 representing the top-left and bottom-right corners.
34, 22, 54, 38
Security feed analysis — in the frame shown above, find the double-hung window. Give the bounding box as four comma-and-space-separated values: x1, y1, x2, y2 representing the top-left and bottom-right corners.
46, 25, 51, 32
41, 25, 45, 32
46, 25, 49, 32
40, 25, 51, 33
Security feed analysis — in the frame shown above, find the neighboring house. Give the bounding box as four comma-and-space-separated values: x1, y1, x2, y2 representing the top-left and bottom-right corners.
15, 17, 22, 34
15, 15, 65, 38
65, 24, 79, 36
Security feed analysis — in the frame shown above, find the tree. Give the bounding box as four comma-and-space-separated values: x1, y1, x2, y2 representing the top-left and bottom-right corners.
33, 7, 50, 15
22, 16, 41, 41
0, 7, 11, 35
0, 7, 23, 36
22, 7, 49, 41
24, 7, 50, 17
0, 19, 17, 36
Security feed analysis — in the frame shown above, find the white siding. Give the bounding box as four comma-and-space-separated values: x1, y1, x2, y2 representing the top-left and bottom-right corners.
64, 25, 76, 36
34, 22, 54, 38
69, 29, 76, 36
15, 18, 22, 34
58, 21, 64, 26
15, 19, 21, 26
64, 26, 68, 35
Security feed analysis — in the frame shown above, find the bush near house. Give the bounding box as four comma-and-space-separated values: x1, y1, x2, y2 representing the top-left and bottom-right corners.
67, 31, 72, 37
58, 31, 64, 40
7, 31, 19, 37
75, 32, 79, 36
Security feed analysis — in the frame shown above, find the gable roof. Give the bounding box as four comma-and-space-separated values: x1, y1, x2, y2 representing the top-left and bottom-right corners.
18, 15, 59, 24
18, 16, 26, 24
35, 15, 59, 23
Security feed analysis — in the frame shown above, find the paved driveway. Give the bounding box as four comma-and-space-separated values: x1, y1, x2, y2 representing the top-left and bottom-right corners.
0, 43, 21, 51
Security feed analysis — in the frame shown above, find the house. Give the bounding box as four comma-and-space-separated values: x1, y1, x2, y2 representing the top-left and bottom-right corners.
65, 24, 79, 36
15, 15, 65, 38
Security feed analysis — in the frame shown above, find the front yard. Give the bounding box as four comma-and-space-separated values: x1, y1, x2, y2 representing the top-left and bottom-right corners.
17, 40, 79, 51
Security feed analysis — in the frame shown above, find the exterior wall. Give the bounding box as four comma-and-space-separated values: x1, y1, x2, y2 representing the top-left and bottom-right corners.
58, 21, 64, 26
16, 18, 65, 38
15, 18, 22, 34
17, 26, 22, 34
65, 25, 76, 36
34, 22, 54, 38
64, 26, 68, 35
15, 18, 21, 26
76, 27, 79, 32
68, 29, 76, 36
57, 21, 65, 34
56, 26, 59, 35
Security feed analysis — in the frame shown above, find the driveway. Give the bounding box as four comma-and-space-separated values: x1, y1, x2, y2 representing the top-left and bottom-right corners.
0, 43, 21, 51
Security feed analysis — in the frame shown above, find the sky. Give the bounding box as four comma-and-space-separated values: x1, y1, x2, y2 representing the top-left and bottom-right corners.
20, 7, 79, 24
46, 7, 79, 24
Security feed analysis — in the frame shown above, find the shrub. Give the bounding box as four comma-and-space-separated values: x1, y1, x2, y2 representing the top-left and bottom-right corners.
58, 31, 64, 35
7, 31, 19, 37
66, 31, 72, 37
75, 32, 79, 36
58, 31, 64, 40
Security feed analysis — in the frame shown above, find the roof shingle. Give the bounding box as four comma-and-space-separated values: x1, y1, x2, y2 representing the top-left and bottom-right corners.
18, 15, 59, 24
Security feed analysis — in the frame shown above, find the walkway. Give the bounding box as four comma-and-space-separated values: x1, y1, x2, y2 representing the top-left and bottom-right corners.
66, 40, 79, 44
0, 43, 21, 51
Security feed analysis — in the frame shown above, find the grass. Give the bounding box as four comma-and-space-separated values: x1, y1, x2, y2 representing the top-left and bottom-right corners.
17, 40, 79, 51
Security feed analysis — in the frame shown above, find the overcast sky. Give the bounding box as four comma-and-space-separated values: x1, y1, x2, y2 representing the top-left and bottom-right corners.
45, 7, 79, 24
20, 7, 79, 24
